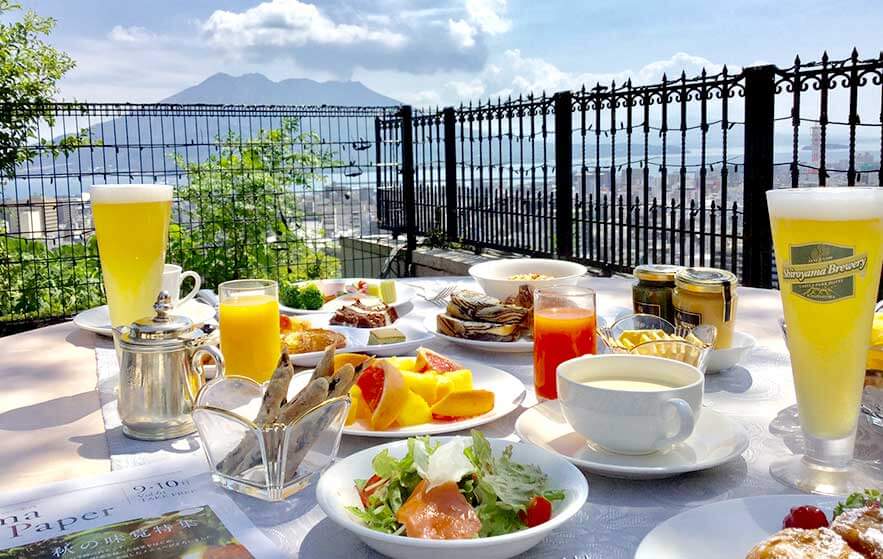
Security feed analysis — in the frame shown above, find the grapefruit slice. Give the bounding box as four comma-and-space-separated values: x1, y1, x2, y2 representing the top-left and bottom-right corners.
396, 480, 481, 539
370, 360, 409, 430
415, 347, 463, 373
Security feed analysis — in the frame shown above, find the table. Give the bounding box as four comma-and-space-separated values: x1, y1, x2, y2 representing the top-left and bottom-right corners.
1, 277, 880, 559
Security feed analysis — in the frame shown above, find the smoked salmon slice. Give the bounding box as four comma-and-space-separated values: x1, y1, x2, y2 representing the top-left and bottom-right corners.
396, 480, 481, 539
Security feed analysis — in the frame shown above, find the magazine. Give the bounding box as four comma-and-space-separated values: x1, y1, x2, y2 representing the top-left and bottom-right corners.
0, 458, 278, 558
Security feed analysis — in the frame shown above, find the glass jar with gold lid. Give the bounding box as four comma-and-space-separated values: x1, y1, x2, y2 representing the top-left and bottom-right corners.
632, 264, 681, 323
673, 267, 738, 348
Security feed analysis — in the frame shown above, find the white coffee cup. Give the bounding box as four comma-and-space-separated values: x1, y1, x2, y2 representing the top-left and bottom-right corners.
162, 264, 201, 306
557, 354, 703, 455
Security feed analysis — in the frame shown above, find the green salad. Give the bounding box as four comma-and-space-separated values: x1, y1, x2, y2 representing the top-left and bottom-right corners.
346, 431, 565, 539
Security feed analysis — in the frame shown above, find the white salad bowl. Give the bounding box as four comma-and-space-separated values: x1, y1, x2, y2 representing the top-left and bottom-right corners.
316, 436, 589, 559
468, 258, 587, 299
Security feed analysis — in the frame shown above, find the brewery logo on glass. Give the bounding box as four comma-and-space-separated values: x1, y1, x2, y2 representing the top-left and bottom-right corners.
781, 243, 868, 303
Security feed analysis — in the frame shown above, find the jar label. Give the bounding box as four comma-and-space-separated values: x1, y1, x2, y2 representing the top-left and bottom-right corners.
781, 243, 867, 303
634, 301, 662, 316
674, 307, 702, 327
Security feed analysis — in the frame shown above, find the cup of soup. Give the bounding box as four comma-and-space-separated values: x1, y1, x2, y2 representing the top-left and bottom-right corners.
557, 354, 704, 455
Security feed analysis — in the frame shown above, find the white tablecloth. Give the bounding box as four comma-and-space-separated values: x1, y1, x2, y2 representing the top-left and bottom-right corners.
93, 277, 883, 559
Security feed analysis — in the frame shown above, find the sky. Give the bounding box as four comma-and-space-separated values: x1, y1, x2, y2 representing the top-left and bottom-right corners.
18, 0, 883, 107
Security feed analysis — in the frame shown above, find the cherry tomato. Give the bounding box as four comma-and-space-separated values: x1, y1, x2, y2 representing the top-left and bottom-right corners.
356, 366, 385, 410
357, 474, 383, 508
279, 314, 292, 332
782, 505, 829, 529
519, 496, 552, 528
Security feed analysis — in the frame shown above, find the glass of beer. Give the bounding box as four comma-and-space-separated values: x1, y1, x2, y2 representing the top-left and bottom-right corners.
533, 286, 597, 399
768, 186, 883, 494
219, 279, 280, 384
90, 184, 173, 327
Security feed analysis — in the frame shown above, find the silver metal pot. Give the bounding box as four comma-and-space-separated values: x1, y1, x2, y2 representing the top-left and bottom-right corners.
114, 291, 224, 440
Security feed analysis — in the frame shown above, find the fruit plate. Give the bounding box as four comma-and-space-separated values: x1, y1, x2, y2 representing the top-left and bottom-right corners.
280, 279, 416, 317
422, 312, 534, 353
289, 361, 527, 437
286, 317, 433, 367
316, 436, 589, 559
635, 495, 838, 559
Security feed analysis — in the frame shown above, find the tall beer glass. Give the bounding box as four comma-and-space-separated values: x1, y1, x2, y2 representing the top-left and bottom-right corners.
768, 187, 883, 494
90, 184, 173, 327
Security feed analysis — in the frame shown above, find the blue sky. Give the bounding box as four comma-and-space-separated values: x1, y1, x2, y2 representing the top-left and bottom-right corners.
23, 0, 883, 106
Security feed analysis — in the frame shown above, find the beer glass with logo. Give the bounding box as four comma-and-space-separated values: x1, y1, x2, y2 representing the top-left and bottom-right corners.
768, 186, 883, 494
90, 184, 173, 327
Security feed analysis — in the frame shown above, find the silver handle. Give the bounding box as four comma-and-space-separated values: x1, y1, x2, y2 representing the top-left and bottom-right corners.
188, 345, 225, 402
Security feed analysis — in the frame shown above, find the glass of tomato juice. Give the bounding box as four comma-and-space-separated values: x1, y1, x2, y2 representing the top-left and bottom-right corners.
533, 285, 597, 399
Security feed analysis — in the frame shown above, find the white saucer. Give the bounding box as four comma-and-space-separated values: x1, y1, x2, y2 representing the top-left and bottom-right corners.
73, 300, 217, 336
635, 494, 838, 559
515, 400, 749, 479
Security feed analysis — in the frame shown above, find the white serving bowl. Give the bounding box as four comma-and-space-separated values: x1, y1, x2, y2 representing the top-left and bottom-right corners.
468, 258, 587, 299
704, 331, 756, 374
316, 437, 589, 559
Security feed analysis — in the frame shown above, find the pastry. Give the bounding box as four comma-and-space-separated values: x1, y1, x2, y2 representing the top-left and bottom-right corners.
746, 527, 864, 559
832, 505, 883, 559
282, 328, 346, 354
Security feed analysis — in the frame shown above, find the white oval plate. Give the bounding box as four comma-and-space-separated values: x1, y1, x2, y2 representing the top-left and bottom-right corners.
73, 300, 217, 337
290, 360, 526, 437
287, 319, 433, 367
705, 331, 757, 374
280, 279, 416, 317
317, 436, 589, 559
422, 312, 534, 353
515, 400, 748, 479
635, 494, 838, 559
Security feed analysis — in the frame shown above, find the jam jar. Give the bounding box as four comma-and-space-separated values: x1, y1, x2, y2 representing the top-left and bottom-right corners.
632, 264, 681, 324
673, 267, 738, 348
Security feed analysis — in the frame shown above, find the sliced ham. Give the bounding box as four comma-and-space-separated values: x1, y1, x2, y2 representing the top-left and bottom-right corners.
396, 480, 481, 539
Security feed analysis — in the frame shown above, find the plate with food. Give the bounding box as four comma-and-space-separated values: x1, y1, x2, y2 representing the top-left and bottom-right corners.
424, 287, 535, 353
289, 346, 526, 437
279, 278, 416, 316
280, 314, 433, 367
469, 258, 587, 299
316, 431, 589, 559
635, 489, 883, 559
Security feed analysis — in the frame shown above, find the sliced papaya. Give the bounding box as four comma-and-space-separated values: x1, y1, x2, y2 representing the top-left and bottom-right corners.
430, 389, 494, 419
415, 347, 462, 373
370, 361, 409, 430
334, 353, 371, 373
396, 390, 432, 426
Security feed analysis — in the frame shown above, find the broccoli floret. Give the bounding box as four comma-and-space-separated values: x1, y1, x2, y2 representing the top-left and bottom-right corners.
280, 283, 303, 308
300, 284, 325, 310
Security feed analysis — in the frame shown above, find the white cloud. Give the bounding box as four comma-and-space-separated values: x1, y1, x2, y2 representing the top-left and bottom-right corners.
465, 0, 511, 35
202, 0, 406, 49
107, 25, 156, 43
448, 18, 477, 48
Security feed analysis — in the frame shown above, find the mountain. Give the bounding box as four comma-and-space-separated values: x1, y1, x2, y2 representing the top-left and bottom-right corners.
161, 73, 400, 106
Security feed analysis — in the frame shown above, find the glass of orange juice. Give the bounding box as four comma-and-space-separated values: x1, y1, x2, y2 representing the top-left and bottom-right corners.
533, 286, 597, 400
219, 279, 280, 384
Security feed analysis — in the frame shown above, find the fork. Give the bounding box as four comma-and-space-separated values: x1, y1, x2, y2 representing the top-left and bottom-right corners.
415, 285, 456, 307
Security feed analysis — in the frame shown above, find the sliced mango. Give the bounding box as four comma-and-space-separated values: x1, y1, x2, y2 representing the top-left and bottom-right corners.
371, 361, 409, 430
431, 390, 495, 418
334, 353, 371, 373
396, 390, 432, 426
440, 369, 473, 392
402, 370, 440, 404
346, 385, 371, 425
386, 356, 419, 372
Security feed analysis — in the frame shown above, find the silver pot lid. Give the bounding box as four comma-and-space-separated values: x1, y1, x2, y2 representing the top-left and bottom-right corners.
116, 291, 194, 346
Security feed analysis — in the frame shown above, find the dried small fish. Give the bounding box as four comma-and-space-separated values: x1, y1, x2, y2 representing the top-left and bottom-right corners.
447, 290, 528, 325
437, 313, 522, 342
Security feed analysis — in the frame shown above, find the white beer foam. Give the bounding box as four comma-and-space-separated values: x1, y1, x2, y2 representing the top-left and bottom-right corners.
88, 184, 172, 204
767, 187, 883, 220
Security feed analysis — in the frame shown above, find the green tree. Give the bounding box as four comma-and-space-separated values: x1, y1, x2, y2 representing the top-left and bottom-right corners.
0, 0, 86, 179
170, 119, 340, 287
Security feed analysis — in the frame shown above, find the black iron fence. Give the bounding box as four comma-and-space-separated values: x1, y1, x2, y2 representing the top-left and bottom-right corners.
0, 103, 396, 333
377, 50, 883, 286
